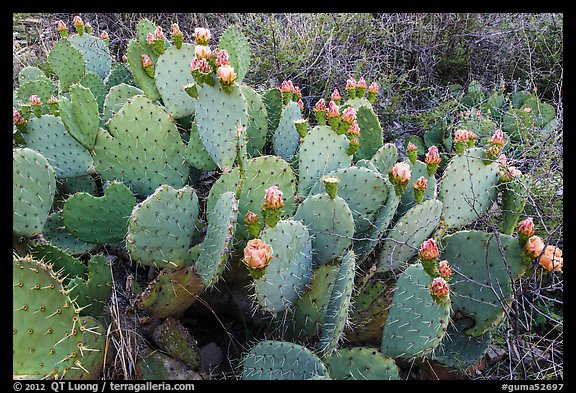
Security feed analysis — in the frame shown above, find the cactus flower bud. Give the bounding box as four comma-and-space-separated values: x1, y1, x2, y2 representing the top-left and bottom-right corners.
425, 146, 441, 177
347, 137, 360, 156
245, 211, 259, 225
195, 45, 212, 60
73, 15, 84, 29
488, 129, 506, 147
147, 33, 154, 45
517, 217, 535, 248
356, 77, 367, 97
341, 107, 357, 124
331, 88, 342, 105
346, 78, 357, 99
13, 107, 26, 126
194, 27, 211, 45
294, 86, 302, 99
413, 176, 428, 205
524, 235, 545, 259
419, 238, 439, 262
467, 131, 478, 147
297, 99, 304, 110
453, 129, 469, 155
407, 142, 418, 164
347, 120, 360, 137
437, 260, 451, 280
215, 49, 230, 67
539, 245, 563, 272
314, 98, 327, 112
498, 165, 522, 182
243, 239, 273, 271
322, 175, 340, 199
141, 54, 155, 77
327, 101, 341, 132
84, 22, 93, 35
368, 81, 378, 104
429, 277, 450, 304
281, 80, 295, 104
497, 154, 507, 168
29, 95, 42, 106
154, 26, 164, 40
388, 162, 411, 196
57, 20, 68, 37
244, 211, 261, 239
46, 96, 59, 115
263, 185, 284, 210
100, 31, 109, 44
171, 23, 184, 49
216, 65, 236, 88
313, 98, 327, 125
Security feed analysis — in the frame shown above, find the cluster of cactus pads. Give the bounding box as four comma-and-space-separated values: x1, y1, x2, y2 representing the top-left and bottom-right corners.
13, 16, 562, 380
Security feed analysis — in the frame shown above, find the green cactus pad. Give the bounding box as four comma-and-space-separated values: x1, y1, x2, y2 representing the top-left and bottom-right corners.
218, 26, 251, 85
126, 39, 161, 101
79, 72, 107, 112
377, 199, 443, 272
438, 147, 499, 228
13, 148, 57, 237
183, 121, 218, 171
207, 155, 297, 240
272, 101, 303, 161
355, 159, 379, 172
93, 95, 190, 197
263, 87, 283, 136
18, 66, 49, 85
520, 97, 556, 128
135, 348, 203, 380
62, 181, 137, 244
323, 348, 400, 380
195, 192, 238, 287
135, 18, 157, 45
254, 220, 313, 313
48, 39, 86, 92
369, 143, 398, 174
442, 230, 525, 336
433, 317, 491, 371
242, 340, 329, 380
68, 254, 112, 317
60, 175, 99, 196
23, 115, 93, 178
42, 212, 97, 256
353, 105, 384, 161
29, 242, 86, 279
151, 317, 201, 368
104, 62, 137, 89
135, 264, 205, 318
102, 83, 144, 121
309, 166, 389, 236
127, 185, 200, 269
381, 263, 451, 360
286, 264, 339, 342
397, 160, 437, 216
347, 276, 395, 346
70, 33, 112, 80
240, 85, 268, 156
353, 179, 400, 259
318, 250, 356, 354
343, 97, 372, 110
154, 44, 197, 119
59, 83, 100, 150
16, 78, 57, 104
294, 193, 355, 265
297, 125, 353, 196
194, 81, 249, 169
500, 175, 529, 235
13, 256, 99, 379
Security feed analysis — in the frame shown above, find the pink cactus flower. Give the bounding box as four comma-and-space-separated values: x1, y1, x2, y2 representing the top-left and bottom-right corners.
327, 101, 340, 118
73, 15, 84, 27
413, 176, 428, 191
430, 277, 450, 300
297, 99, 304, 110
146, 33, 154, 45
191, 58, 211, 73
357, 77, 367, 88
263, 185, 284, 210
215, 49, 230, 67
437, 260, 451, 279
518, 217, 535, 237
314, 98, 327, 112
281, 80, 295, 93
194, 27, 211, 45
539, 245, 563, 272
497, 154, 507, 168
346, 77, 357, 89
154, 26, 164, 40
141, 54, 154, 68
331, 89, 341, 101
407, 142, 417, 152
347, 120, 360, 136
243, 239, 273, 270
341, 107, 357, 124
524, 236, 545, 259
389, 162, 411, 186
419, 238, 439, 261
29, 95, 42, 106
216, 65, 236, 85
368, 82, 378, 93
194, 45, 212, 59
488, 129, 506, 147
425, 146, 441, 165
454, 129, 469, 143
57, 20, 67, 31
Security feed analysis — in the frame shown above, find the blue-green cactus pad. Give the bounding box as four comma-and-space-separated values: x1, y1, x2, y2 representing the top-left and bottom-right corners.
102, 83, 144, 121
323, 348, 400, 380
218, 26, 251, 85
272, 101, 302, 162
59, 83, 100, 150
240, 84, 268, 156
397, 159, 437, 216
42, 211, 97, 256
70, 33, 112, 80
48, 39, 86, 92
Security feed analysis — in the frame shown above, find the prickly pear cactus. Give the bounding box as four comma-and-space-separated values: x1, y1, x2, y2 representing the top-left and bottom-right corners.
29, 242, 87, 279
272, 101, 303, 161
381, 263, 451, 360
67, 254, 112, 317
16, 78, 56, 104
184, 122, 219, 171
151, 317, 201, 369
377, 199, 443, 272
13, 148, 57, 237
253, 219, 313, 313
18, 65, 49, 85
62, 181, 137, 244
59, 83, 100, 150
126, 39, 161, 101
135, 347, 203, 380
103, 83, 144, 121
262, 87, 283, 137
42, 212, 97, 256
323, 348, 400, 380
369, 143, 398, 174
218, 26, 251, 85
69, 33, 112, 80
126, 185, 200, 269
79, 72, 107, 112
48, 39, 86, 92
242, 340, 329, 380
354, 105, 384, 160
240, 84, 268, 156
397, 160, 437, 216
